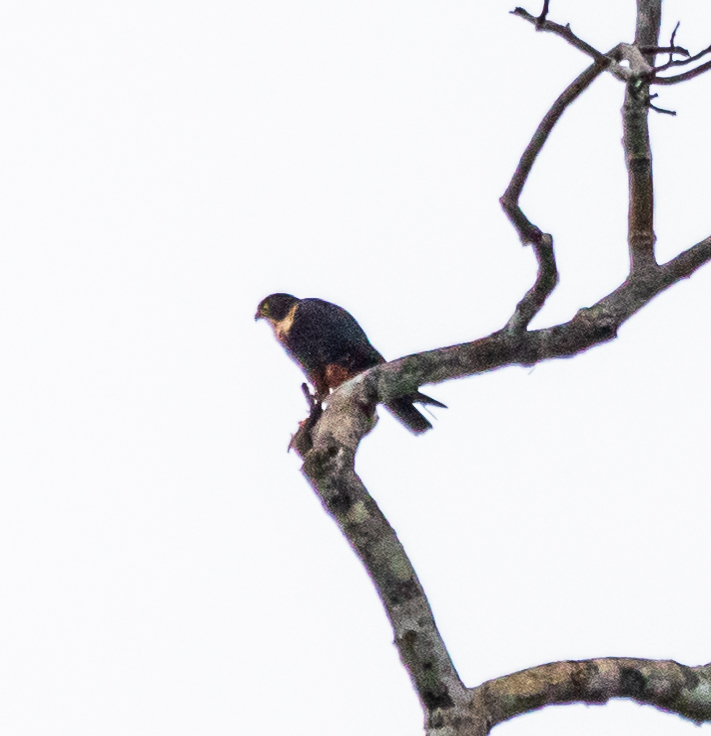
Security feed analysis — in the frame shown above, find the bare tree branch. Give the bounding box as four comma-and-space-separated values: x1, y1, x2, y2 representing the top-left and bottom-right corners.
511, 7, 629, 81
504, 234, 557, 333
617, 1, 662, 274
295, 428, 480, 734
344, 234, 710, 403
635, 0, 662, 64
654, 58, 711, 84
642, 1, 711, 84
655, 42, 711, 72
670, 20, 681, 46
651, 23, 711, 83
623, 78, 656, 271
478, 658, 711, 727
297, 231, 711, 736
641, 44, 689, 57
287, 2, 711, 734
534, 0, 549, 27
500, 52, 619, 245
648, 101, 676, 116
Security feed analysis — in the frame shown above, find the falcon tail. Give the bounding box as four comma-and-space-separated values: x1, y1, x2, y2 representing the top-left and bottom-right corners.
385, 392, 447, 434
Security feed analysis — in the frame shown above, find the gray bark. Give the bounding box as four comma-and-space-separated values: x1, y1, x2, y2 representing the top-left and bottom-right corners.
287, 2, 711, 733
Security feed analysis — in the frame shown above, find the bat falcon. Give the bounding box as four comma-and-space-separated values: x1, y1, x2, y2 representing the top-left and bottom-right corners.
255, 293, 445, 434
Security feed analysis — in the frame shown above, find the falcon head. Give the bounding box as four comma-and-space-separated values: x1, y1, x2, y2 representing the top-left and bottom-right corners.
255, 293, 299, 322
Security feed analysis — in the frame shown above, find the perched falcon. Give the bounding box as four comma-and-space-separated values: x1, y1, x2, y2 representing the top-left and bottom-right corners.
255, 293, 445, 434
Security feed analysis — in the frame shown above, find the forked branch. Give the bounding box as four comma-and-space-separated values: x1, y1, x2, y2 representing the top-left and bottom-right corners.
654, 42, 711, 72
654, 58, 711, 84
511, 7, 629, 80
650, 12, 711, 82
290, 2, 711, 734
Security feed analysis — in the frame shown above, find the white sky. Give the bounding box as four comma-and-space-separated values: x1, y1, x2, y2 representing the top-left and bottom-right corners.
1, 1, 710, 735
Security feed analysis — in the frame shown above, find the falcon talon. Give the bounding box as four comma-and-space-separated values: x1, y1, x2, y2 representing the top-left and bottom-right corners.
300, 382, 320, 411
256, 293, 446, 434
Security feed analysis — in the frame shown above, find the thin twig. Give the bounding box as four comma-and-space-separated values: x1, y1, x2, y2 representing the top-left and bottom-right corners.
641, 44, 689, 57
512, 7, 629, 80
649, 102, 676, 115
655, 41, 711, 71
654, 58, 711, 84
660, 22, 682, 78
653, 39, 711, 84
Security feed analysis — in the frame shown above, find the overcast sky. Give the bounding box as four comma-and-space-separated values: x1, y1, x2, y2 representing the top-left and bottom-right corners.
1, 1, 710, 735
